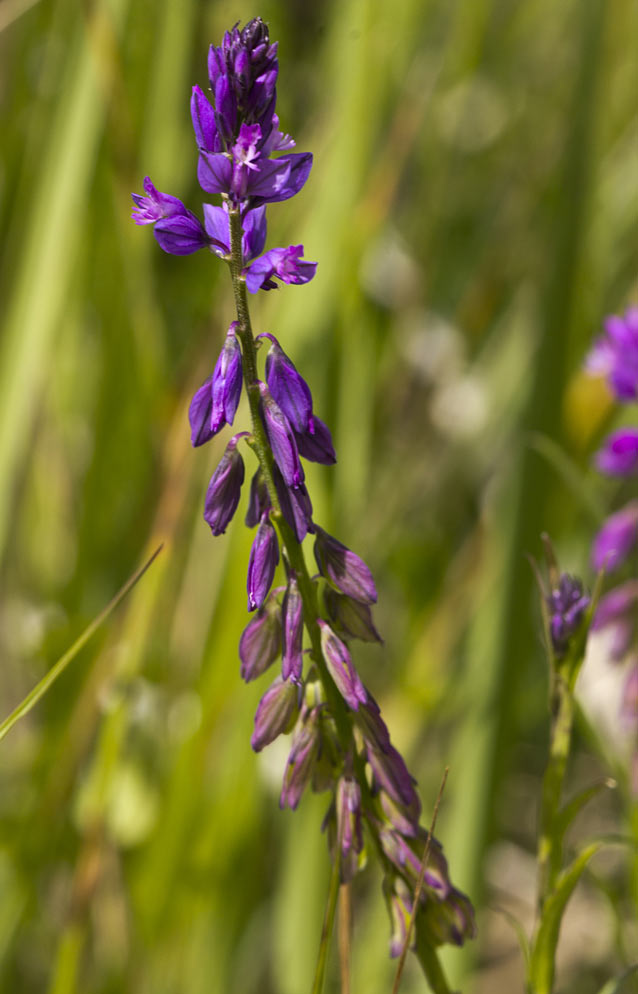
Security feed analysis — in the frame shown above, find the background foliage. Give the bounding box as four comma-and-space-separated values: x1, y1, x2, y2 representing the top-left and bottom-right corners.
0, 1, 636, 992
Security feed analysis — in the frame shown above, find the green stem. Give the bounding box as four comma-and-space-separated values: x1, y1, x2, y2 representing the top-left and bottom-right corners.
226, 205, 352, 746
311, 832, 343, 994
414, 928, 457, 994
536, 669, 574, 912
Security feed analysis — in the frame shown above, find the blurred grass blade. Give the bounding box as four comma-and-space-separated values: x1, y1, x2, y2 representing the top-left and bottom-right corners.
0, 544, 162, 743
529, 841, 603, 994
595, 965, 638, 994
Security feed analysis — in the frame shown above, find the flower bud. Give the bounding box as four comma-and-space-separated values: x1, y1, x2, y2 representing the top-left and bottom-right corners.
273, 466, 314, 542
258, 381, 304, 488
295, 415, 336, 465
245, 469, 271, 527
546, 573, 590, 657
239, 593, 282, 681
314, 527, 377, 605
383, 875, 414, 958
282, 572, 304, 681
247, 514, 279, 611
203, 434, 246, 535
336, 776, 364, 882
211, 324, 243, 434
251, 677, 300, 752
324, 588, 382, 643
261, 333, 313, 434
318, 620, 367, 711
280, 707, 321, 810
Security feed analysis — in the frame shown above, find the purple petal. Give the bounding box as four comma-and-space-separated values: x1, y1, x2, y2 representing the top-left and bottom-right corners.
131, 176, 187, 224
592, 502, 638, 573
191, 85, 220, 152
282, 572, 304, 681
318, 620, 367, 711
189, 376, 215, 447
259, 382, 304, 488
203, 204, 231, 255
198, 151, 233, 194
247, 514, 280, 611
294, 416, 336, 465
203, 434, 246, 536
251, 677, 299, 752
595, 428, 638, 476
314, 527, 377, 605
153, 212, 209, 255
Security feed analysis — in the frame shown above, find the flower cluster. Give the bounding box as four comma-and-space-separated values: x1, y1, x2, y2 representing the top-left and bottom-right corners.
585, 307, 638, 740
131, 19, 316, 293
133, 17, 475, 961
545, 573, 590, 658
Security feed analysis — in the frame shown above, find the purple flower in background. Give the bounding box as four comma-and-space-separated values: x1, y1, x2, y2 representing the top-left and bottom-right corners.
314, 527, 377, 605
592, 501, 638, 573
591, 580, 638, 661
318, 620, 368, 711
244, 245, 317, 292
545, 573, 590, 657
260, 333, 314, 433
595, 428, 638, 476
203, 433, 247, 536
247, 514, 280, 610
585, 308, 638, 402
251, 676, 300, 752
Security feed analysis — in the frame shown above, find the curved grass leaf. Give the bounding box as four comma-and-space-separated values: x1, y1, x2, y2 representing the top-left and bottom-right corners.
0, 545, 162, 743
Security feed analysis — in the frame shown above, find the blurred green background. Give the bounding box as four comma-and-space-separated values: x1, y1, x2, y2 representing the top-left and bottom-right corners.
1, 0, 636, 991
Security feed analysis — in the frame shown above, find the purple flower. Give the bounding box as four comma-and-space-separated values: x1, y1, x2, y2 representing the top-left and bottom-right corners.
251, 676, 300, 752
282, 572, 304, 681
318, 620, 368, 711
280, 707, 321, 810
198, 141, 313, 208
592, 501, 638, 573
247, 513, 280, 611
207, 18, 278, 138
314, 527, 377, 605
189, 325, 243, 446
131, 177, 209, 255
259, 382, 304, 488
260, 333, 314, 433
545, 573, 590, 657
239, 593, 282, 681
203, 433, 247, 536
203, 203, 267, 262
595, 428, 638, 476
295, 416, 337, 465
585, 308, 638, 403
591, 580, 638, 661
244, 245, 317, 293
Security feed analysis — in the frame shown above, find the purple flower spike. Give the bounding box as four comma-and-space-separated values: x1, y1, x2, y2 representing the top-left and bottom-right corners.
282, 572, 304, 681
314, 527, 377, 605
211, 324, 243, 434
251, 676, 299, 752
592, 501, 638, 573
259, 333, 314, 433
239, 593, 282, 681
545, 573, 590, 657
245, 244, 317, 293
295, 416, 337, 465
258, 382, 304, 488
203, 433, 247, 536
318, 620, 368, 711
247, 513, 280, 611
280, 708, 321, 810
595, 428, 638, 477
